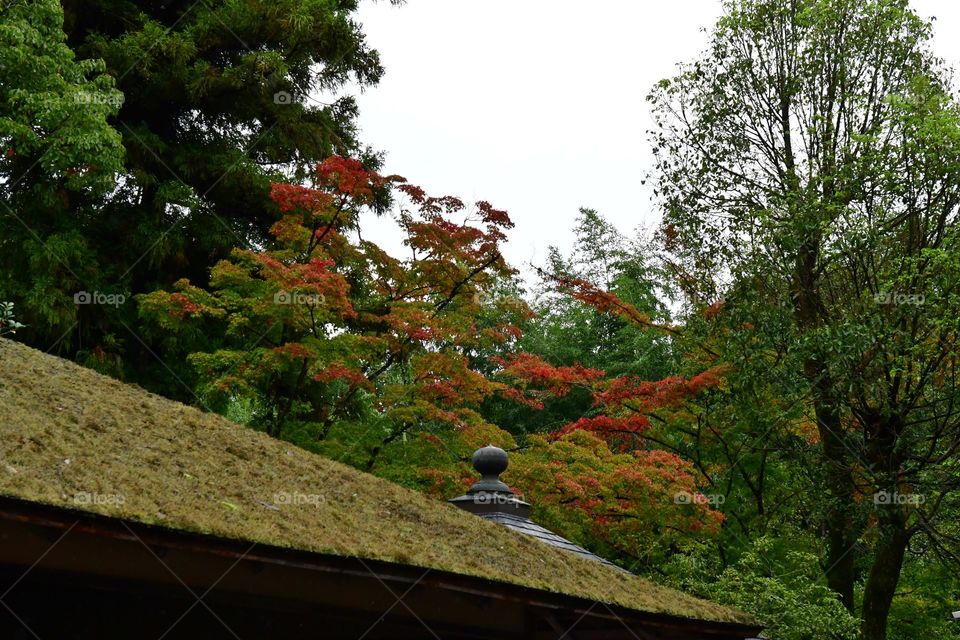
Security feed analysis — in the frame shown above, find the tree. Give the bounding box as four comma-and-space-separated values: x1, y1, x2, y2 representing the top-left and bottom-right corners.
139, 156, 526, 470
488, 288, 734, 569
665, 537, 860, 640
649, 1, 960, 637
508, 430, 725, 568
484, 209, 677, 438
0, 0, 125, 344
528, 209, 674, 379
634, 298, 819, 566
6, 0, 394, 384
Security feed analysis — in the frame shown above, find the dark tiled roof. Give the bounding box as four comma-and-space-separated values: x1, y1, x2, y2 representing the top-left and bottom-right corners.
478, 511, 628, 572
451, 445, 630, 572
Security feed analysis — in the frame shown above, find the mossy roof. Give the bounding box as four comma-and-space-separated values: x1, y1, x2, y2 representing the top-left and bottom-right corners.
0, 338, 752, 625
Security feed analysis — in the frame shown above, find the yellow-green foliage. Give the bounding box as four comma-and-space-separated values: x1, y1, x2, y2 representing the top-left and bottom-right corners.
0, 338, 752, 624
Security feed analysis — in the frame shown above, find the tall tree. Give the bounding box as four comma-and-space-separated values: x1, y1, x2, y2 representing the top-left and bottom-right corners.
649, 1, 960, 637
1, 0, 125, 343
528, 208, 674, 379
485, 209, 676, 437
6, 0, 393, 383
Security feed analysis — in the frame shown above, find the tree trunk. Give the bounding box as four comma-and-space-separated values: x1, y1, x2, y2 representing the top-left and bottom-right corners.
860, 413, 910, 640
793, 236, 859, 610
806, 355, 858, 610
860, 513, 909, 640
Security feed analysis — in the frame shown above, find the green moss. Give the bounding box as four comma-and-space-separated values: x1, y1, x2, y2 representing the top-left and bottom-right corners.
0, 338, 753, 624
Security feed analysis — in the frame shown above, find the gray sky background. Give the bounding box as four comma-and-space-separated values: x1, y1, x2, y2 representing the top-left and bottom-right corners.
349, 0, 960, 280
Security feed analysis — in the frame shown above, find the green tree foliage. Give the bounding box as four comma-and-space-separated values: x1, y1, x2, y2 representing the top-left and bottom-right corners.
885, 552, 960, 640
649, 0, 960, 637
527, 208, 673, 378
6, 0, 391, 385
0, 0, 124, 341
0, 302, 25, 336
665, 537, 860, 640
638, 302, 819, 564
485, 209, 677, 436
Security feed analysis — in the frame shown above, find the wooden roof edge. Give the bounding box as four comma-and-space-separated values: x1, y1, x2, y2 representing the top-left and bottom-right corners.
0, 494, 763, 638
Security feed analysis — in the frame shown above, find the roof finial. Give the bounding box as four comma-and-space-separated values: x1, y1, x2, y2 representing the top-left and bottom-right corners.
468, 444, 510, 494
448, 445, 530, 517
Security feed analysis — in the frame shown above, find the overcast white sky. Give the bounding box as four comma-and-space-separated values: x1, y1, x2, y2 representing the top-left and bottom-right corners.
349, 0, 960, 279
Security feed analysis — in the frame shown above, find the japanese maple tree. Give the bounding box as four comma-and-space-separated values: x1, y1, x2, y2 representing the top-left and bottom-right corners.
139, 157, 526, 469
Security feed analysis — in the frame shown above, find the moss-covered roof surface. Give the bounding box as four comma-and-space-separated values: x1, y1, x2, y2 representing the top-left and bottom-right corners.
0, 338, 752, 624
